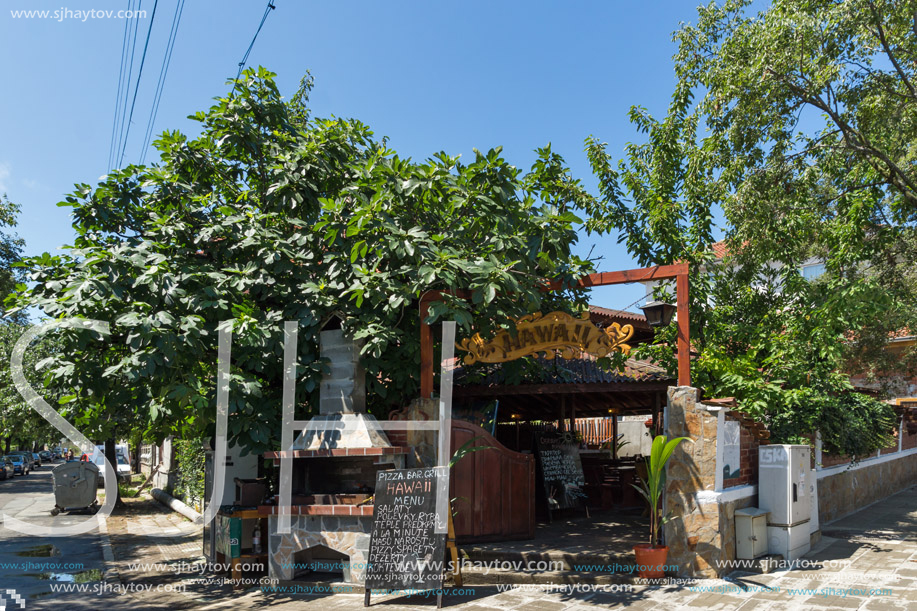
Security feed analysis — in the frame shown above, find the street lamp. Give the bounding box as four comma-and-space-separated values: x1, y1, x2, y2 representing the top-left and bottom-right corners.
640, 300, 677, 328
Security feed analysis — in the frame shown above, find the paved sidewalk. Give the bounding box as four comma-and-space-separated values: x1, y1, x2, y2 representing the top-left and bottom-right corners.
95, 485, 917, 610
98, 493, 220, 610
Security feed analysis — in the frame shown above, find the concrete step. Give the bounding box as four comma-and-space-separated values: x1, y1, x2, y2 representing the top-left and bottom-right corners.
458, 546, 635, 572
458, 567, 639, 586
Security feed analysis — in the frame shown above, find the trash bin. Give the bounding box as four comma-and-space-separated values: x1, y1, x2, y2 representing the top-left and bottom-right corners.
51, 460, 100, 516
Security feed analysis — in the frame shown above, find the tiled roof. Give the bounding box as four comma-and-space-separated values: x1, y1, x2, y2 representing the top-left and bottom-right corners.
588, 305, 649, 326
712, 241, 728, 259
845, 328, 915, 342
455, 354, 672, 387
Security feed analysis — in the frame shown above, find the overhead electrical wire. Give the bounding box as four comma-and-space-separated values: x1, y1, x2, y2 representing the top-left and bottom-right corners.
114, 0, 143, 170
231, 1, 276, 96
139, 0, 186, 164
117, 0, 160, 168
107, 0, 134, 171
110, 0, 143, 167
109, 0, 276, 168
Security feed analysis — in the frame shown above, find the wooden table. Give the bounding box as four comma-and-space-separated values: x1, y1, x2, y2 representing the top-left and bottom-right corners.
215, 508, 268, 588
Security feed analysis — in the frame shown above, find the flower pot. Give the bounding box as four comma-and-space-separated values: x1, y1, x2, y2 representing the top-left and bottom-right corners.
633, 544, 668, 578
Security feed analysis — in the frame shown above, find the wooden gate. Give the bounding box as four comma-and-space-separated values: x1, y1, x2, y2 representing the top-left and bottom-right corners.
449, 419, 535, 543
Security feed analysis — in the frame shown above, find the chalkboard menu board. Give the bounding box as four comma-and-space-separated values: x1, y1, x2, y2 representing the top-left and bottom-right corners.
536, 432, 586, 512
365, 467, 447, 593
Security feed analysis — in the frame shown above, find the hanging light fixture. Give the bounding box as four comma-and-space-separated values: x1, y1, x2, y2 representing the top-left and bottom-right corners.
639, 300, 677, 328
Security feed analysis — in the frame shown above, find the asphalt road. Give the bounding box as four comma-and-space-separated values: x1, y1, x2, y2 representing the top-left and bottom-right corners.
0, 461, 109, 609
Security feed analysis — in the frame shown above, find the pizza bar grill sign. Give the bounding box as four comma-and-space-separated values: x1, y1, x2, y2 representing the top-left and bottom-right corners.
365, 468, 446, 591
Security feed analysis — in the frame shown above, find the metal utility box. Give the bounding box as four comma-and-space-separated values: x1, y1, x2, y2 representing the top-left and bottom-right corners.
758, 445, 812, 560
735, 508, 769, 559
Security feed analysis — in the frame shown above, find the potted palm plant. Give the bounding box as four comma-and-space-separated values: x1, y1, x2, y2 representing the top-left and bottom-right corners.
632, 434, 691, 578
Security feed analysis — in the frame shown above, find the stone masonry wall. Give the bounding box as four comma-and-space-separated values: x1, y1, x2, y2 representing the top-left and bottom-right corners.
664, 386, 720, 578
664, 387, 759, 578
268, 514, 372, 582
818, 451, 917, 525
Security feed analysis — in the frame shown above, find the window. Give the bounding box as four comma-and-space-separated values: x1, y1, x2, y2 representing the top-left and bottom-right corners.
800, 263, 826, 281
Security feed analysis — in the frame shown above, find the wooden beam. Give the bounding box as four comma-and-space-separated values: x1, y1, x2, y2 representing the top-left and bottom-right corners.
420, 295, 434, 398
420, 264, 691, 396
676, 272, 690, 386
419, 289, 471, 398
453, 381, 673, 397
569, 397, 576, 435
612, 415, 618, 460
544, 264, 690, 290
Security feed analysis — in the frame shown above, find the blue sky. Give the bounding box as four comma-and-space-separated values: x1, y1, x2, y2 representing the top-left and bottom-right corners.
1, 0, 712, 311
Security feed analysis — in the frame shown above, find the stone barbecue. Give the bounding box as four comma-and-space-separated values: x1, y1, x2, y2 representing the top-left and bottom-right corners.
262, 321, 405, 583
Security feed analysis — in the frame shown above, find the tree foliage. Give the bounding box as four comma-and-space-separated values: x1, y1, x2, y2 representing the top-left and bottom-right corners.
581, 0, 912, 456
0, 199, 59, 451
677, 0, 917, 257
0, 195, 27, 326
9, 68, 593, 453
0, 323, 63, 451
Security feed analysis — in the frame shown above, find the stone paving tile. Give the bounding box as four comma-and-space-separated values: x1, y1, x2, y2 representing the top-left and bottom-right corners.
728, 601, 781, 611
93, 485, 917, 611
802, 595, 867, 608
685, 593, 748, 609
861, 598, 913, 610
513, 601, 567, 611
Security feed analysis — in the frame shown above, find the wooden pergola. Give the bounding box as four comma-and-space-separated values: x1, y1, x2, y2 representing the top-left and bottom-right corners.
418, 263, 691, 398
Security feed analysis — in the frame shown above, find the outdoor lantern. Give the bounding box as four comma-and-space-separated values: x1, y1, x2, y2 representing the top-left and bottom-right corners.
640, 300, 677, 328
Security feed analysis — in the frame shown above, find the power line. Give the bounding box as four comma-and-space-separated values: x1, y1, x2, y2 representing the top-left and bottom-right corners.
139, 0, 185, 164
107, 0, 134, 171
118, 0, 160, 168
231, 1, 276, 96
114, 0, 143, 170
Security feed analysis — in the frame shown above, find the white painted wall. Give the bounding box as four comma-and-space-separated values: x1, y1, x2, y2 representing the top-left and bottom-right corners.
617, 420, 654, 456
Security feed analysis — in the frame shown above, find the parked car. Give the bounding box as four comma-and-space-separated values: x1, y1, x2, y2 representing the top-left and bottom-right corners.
30, 452, 42, 468
94, 454, 132, 486
10, 452, 38, 469
0, 456, 13, 480
7, 454, 29, 475
39, 450, 52, 462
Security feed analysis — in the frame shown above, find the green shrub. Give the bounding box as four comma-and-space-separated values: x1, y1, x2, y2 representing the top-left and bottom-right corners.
174, 439, 206, 508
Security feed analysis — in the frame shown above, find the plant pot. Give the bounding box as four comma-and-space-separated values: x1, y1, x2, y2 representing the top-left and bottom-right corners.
633, 544, 668, 578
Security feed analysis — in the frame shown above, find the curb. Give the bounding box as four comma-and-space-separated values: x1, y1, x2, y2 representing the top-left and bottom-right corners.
97, 516, 122, 586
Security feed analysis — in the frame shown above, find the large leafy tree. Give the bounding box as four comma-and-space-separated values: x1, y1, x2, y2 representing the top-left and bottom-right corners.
0, 195, 27, 325
676, 0, 917, 259
0, 323, 62, 452
0, 198, 58, 452
9, 68, 593, 453
580, 0, 913, 456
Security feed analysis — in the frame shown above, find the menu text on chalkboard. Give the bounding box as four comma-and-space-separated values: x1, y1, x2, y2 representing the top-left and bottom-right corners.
536, 432, 586, 512
365, 467, 447, 593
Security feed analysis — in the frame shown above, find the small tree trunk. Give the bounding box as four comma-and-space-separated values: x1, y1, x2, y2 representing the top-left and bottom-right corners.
131, 430, 142, 474
104, 438, 122, 507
